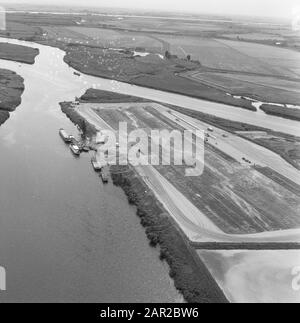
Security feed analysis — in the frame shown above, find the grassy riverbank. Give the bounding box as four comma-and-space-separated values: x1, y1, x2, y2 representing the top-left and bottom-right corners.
80, 89, 147, 104
0, 43, 39, 64
260, 104, 300, 122
0, 68, 24, 127
60, 101, 97, 138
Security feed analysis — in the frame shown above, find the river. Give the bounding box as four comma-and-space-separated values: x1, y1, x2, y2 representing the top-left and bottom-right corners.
0, 38, 181, 302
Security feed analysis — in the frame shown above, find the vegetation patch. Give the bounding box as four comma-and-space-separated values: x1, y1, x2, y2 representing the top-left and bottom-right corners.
0, 43, 39, 64
80, 89, 147, 103
60, 101, 97, 138
0, 69, 24, 127
260, 104, 300, 122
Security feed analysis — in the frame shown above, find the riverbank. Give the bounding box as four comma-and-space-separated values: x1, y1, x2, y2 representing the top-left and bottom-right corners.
80, 89, 148, 104
0, 43, 39, 64
0, 68, 24, 126
260, 104, 300, 122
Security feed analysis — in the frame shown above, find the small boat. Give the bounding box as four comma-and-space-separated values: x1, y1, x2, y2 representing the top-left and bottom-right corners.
59, 128, 73, 143
101, 172, 109, 183
70, 144, 81, 156
74, 72, 81, 77
100, 166, 109, 183
91, 157, 102, 171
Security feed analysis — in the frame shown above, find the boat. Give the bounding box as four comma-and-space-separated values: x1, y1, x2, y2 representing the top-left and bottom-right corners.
100, 166, 109, 183
73, 72, 81, 77
70, 144, 81, 156
91, 156, 102, 171
101, 173, 109, 183
59, 128, 72, 143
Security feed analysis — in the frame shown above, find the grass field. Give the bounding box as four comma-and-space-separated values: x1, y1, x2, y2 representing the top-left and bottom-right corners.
65, 26, 164, 52
156, 35, 298, 77
0, 43, 39, 64
182, 71, 300, 105
218, 39, 300, 78
0, 21, 42, 40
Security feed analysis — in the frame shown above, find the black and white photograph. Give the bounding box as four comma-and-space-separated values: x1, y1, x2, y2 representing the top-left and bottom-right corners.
0, 0, 299, 307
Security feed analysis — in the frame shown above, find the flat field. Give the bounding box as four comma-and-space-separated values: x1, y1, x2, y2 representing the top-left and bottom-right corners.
182, 71, 300, 105
199, 250, 300, 303
90, 102, 300, 235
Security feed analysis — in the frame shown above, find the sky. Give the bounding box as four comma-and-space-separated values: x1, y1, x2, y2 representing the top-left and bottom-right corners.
2, 0, 300, 19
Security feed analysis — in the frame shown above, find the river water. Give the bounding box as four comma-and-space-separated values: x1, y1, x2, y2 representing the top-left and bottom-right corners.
0, 37, 298, 302
0, 38, 182, 302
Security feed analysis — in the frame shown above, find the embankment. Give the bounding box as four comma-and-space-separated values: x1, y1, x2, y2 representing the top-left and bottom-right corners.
260, 104, 300, 122
191, 242, 300, 250
60, 102, 97, 138
80, 89, 148, 104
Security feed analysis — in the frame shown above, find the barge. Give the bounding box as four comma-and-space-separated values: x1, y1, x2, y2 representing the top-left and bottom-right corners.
59, 128, 73, 143
91, 156, 103, 171
100, 166, 109, 183
70, 144, 81, 156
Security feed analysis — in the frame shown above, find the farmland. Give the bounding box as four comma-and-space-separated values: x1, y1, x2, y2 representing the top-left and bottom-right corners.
0, 9, 299, 116
182, 70, 300, 106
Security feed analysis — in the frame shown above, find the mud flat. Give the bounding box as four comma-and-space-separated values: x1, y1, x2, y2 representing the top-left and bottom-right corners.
0, 68, 24, 126
199, 250, 300, 303
0, 43, 39, 64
